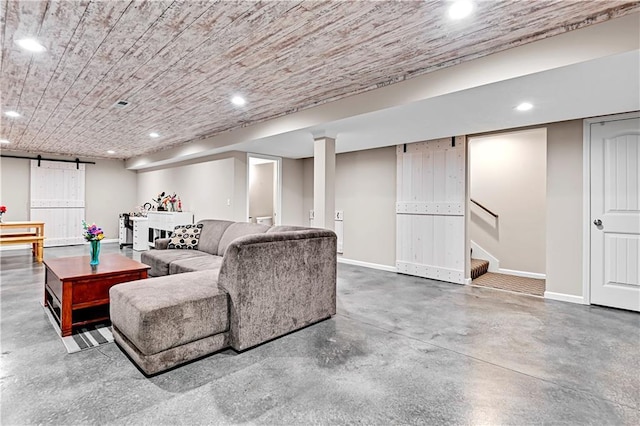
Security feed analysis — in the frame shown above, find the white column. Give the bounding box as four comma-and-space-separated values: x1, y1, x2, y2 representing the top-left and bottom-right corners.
313, 136, 335, 230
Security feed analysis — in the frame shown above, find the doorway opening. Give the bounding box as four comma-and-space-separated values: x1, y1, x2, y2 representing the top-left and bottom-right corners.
247, 154, 281, 226
468, 128, 547, 297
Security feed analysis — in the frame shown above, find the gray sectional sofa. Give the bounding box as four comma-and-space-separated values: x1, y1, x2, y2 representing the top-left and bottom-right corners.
109, 219, 337, 375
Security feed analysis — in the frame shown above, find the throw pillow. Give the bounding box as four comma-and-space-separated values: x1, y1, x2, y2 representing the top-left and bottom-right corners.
168, 224, 203, 249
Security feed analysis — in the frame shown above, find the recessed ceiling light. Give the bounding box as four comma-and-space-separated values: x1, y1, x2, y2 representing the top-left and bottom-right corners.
448, 0, 474, 20
107, 150, 115, 154
149, 132, 160, 138
0, 139, 10, 144
516, 102, 534, 111
4, 111, 21, 118
231, 95, 246, 106
15, 38, 46, 53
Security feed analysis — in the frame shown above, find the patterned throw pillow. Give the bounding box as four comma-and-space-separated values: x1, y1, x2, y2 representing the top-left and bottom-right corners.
168, 224, 203, 249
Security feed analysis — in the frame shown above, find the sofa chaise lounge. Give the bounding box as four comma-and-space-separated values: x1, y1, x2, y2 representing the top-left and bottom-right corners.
109, 220, 337, 375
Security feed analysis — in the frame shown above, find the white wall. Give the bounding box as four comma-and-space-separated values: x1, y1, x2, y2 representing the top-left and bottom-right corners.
0, 154, 137, 241
304, 146, 397, 267
469, 129, 547, 274
136, 154, 245, 222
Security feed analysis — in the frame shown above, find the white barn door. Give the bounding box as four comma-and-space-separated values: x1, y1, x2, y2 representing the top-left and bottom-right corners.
590, 116, 640, 312
30, 160, 86, 246
396, 137, 468, 284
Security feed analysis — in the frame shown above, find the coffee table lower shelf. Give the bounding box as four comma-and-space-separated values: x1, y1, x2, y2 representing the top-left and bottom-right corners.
45, 289, 112, 331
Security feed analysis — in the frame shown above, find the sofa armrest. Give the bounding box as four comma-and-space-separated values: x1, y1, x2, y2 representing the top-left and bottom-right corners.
154, 238, 171, 250
218, 229, 337, 351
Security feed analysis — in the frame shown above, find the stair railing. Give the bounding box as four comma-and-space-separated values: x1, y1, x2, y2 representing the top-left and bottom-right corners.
470, 199, 498, 218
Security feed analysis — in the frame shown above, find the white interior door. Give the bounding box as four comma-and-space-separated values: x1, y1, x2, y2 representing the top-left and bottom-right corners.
396, 137, 468, 284
590, 116, 640, 311
30, 160, 86, 246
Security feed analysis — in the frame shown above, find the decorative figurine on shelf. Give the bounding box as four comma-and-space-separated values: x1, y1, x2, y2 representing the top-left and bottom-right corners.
0, 205, 6, 223
153, 192, 180, 212
167, 193, 177, 212
155, 192, 166, 211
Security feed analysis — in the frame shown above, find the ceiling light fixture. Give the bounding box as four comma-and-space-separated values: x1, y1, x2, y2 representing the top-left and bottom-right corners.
149, 132, 160, 138
107, 150, 115, 154
231, 95, 246, 106
0, 139, 10, 144
15, 38, 46, 53
4, 111, 21, 118
515, 102, 534, 111
448, 0, 474, 20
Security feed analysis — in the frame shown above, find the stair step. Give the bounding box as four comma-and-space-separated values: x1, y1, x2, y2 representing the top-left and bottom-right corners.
471, 258, 490, 280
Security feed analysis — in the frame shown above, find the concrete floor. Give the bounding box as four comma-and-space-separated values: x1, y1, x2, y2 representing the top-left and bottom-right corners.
1, 243, 638, 425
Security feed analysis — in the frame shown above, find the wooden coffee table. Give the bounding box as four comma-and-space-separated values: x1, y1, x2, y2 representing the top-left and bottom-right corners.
44, 253, 150, 337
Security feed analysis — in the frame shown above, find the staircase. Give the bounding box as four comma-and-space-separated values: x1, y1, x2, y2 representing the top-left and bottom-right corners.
471, 257, 545, 296
471, 258, 490, 280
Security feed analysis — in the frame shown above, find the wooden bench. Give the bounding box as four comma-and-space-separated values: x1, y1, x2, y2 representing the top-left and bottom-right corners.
2, 231, 38, 238
0, 235, 45, 262
0, 222, 45, 263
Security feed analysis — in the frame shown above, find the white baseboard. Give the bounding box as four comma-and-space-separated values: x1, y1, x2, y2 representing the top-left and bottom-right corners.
544, 291, 586, 305
498, 268, 546, 280
0, 244, 31, 251
338, 257, 397, 273
464, 278, 472, 285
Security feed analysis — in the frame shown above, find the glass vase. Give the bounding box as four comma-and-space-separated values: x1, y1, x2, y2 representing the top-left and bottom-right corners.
89, 240, 101, 266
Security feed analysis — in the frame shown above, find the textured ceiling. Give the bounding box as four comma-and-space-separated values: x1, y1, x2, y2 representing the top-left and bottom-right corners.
1, 0, 638, 160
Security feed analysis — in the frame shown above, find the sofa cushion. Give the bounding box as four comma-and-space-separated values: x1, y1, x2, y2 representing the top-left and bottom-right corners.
195, 220, 234, 255
109, 270, 229, 356
168, 223, 203, 249
170, 255, 224, 275
141, 249, 210, 277
217, 222, 270, 256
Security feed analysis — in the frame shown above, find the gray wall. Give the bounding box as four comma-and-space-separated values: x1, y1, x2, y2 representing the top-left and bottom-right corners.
281, 158, 305, 226
0, 156, 30, 223
545, 120, 584, 297
0, 117, 587, 299
469, 128, 547, 274
249, 162, 274, 220
303, 157, 314, 225
299, 123, 584, 298
336, 147, 397, 266
304, 146, 397, 267
136, 153, 305, 226
0, 154, 137, 241
136, 154, 246, 222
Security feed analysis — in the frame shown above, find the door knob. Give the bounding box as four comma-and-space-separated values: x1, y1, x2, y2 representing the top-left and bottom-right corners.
593, 219, 602, 226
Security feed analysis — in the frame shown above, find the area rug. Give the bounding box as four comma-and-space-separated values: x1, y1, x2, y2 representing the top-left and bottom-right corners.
43, 305, 114, 353
472, 272, 545, 297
